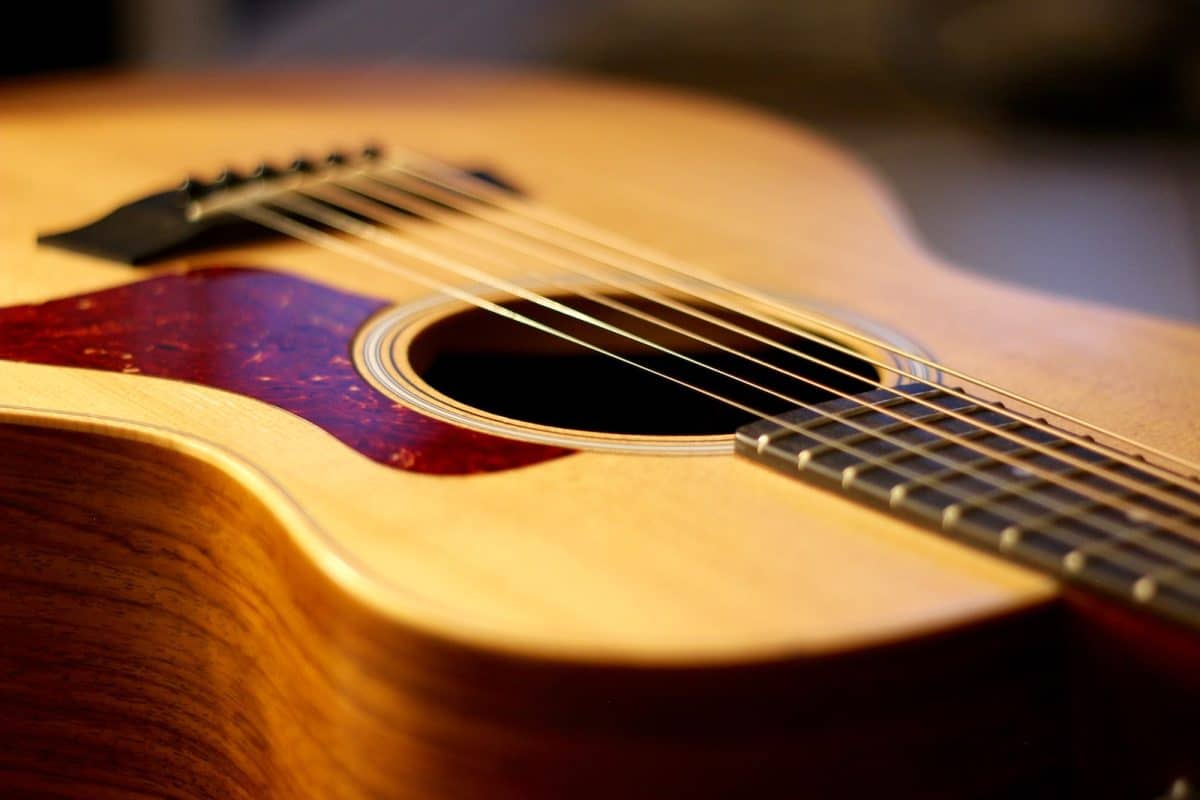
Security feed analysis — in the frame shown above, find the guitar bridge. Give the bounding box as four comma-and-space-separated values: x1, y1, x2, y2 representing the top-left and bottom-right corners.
37, 146, 518, 265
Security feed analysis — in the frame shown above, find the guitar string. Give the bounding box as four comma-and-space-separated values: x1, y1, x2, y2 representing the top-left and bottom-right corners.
322, 176, 1199, 569
320, 171, 1200, 532
195, 154, 1198, 502
359, 164, 1200, 541
273, 187, 1200, 571
391, 152, 1200, 477
230, 200, 1200, 600
379, 159, 1200, 522
192, 164, 1200, 582
184, 164, 1200, 568
304, 180, 1197, 570
231, 200, 1200, 599
311, 181, 935, 414
383, 153, 1200, 482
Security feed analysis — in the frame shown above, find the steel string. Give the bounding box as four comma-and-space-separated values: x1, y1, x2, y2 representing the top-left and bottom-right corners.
229, 191, 1200, 594
383, 153, 1200, 484
301, 172, 1200, 556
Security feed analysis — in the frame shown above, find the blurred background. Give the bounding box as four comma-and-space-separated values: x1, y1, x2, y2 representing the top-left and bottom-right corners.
5, 0, 1200, 320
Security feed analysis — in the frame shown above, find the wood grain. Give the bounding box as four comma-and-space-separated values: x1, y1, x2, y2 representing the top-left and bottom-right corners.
0, 423, 1072, 798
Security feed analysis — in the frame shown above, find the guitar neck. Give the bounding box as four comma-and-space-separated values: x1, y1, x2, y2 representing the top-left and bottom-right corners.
736, 384, 1200, 632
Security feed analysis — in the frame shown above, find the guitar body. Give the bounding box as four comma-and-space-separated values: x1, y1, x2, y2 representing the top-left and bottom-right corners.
1, 69, 1198, 798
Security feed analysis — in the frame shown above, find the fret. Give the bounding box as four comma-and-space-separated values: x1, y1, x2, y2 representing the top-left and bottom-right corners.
793, 389, 936, 427
937, 455, 1123, 529
770, 389, 1025, 484
788, 406, 968, 464
841, 416, 1029, 491
1061, 458, 1200, 514
852, 417, 1027, 477
754, 387, 939, 470
996, 502, 1200, 586
1143, 530, 1200, 580
755, 387, 940, 453
890, 437, 1122, 538
1025, 478, 1180, 550
1114, 527, 1200, 576
735, 385, 1200, 632
881, 435, 1076, 509
1041, 462, 1200, 590
934, 495, 1200, 616
1013, 462, 1200, 575
1007, 478, 1176, 560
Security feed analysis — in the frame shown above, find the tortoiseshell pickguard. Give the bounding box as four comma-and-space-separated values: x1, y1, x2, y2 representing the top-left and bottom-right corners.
0, 267, 571, 474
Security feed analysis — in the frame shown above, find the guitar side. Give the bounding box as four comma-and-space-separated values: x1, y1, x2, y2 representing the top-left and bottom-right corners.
2, 68, 1200, 797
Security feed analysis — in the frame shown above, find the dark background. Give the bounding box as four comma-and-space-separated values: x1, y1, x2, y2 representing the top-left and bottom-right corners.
7, 0, 1200, 320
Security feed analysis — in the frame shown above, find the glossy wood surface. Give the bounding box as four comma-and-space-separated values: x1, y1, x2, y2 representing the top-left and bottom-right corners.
2, 68, 1200, 796
0, 423, 1071, 798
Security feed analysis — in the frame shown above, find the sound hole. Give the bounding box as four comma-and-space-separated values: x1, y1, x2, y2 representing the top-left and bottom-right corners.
407, 294, 881, 437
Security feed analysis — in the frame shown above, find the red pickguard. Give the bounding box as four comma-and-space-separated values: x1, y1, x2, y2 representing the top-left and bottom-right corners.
0, 267, 571, 474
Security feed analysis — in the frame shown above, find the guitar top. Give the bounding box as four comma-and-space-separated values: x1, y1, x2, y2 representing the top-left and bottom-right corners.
2, 69, 1199, 798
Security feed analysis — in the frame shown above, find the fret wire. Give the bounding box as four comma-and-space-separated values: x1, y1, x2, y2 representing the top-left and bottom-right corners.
946, 467, 1200, 581
784, 404, 960, 457
250, 191, 1200, 595
857, 418, 1026, 479
1014, 480, 1166, 538
1060, 491, 1200, 570
762, 385, 925, 426
378, 157, 1200, 515
1093, 519, 1200, 574
1145, 533, 1200, 582
335, 172, 1200, 543
887, 437, 1075, 508
756, 430, 1191, 597
940, 456, 1121, 520
1050, 475, 1200, 577
386, 151, 1200, 489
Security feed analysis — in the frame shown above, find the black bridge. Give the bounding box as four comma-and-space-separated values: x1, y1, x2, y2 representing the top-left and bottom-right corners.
37, 147, 517, 265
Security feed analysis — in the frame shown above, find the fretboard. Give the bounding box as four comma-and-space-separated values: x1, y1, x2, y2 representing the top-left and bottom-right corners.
735, 385, 1200, 631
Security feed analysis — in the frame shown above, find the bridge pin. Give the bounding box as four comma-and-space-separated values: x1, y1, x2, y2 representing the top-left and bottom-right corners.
212, 168, 245, 190
251, 162, 280, 180
178, 175, 209, 200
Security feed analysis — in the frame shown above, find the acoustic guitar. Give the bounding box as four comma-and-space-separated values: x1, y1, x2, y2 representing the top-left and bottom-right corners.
2, 69, 1199, 799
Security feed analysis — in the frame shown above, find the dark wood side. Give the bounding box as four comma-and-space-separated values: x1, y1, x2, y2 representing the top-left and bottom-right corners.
1063, 590, 1200, 797
0, 422, 1076, 798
